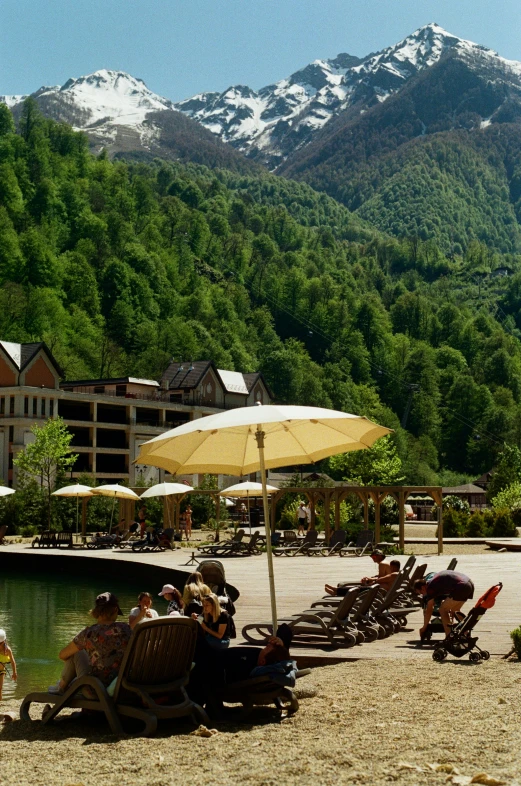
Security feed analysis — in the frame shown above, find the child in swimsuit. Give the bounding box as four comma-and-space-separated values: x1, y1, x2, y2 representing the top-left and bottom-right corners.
0, 628, 17, 700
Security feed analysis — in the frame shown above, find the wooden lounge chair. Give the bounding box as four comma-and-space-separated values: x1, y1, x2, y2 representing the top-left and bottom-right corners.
307, 529, 346, 557
272, 529, 319, 556
55, 531, 73, 548
198, 529, 245, 555
20, 617, 209, 737
31, 530, 57, 548
0, 524, 7, 545
340, 529, 374, 557
242, 586, 362, 647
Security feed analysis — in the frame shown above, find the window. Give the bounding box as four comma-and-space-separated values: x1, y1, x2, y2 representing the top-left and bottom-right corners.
49, 400, 54, 417
33, 398, 37, 416
41, 399, 46, 417
94, 385, 105, 394
24, 397, 28, 415
0, 398, 5, 416
8, 426, 13, 442
8, 453, 13, 469
170, 392, 183, 403
115, 385, 126, 397
9, 397, 14, 415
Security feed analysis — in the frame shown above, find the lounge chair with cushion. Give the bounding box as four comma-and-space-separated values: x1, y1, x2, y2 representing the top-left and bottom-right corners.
20, 617, 209, 737
215, 531, 261, 557
242, 586, 362, 647
0, 524, 7, 545
340, 529, 374, 557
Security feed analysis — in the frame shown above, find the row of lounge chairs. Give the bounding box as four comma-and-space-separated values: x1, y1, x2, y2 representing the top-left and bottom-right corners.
198, 528, 375, 558
242, 556, 458, 648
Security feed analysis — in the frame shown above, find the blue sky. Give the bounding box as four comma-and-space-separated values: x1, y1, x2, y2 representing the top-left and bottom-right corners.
2, 0, 521, 101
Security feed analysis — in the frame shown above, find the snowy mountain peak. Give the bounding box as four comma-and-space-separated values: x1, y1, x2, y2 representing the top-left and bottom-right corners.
174, 24, 521, 167
35, 69, 174, 128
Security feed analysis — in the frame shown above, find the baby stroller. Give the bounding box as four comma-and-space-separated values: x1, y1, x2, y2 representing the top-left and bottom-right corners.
432, 583, 502, 662
198, 559, 240, 615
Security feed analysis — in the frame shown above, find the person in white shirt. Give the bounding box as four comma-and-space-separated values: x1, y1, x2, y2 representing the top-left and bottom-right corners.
128, 592, 159, 630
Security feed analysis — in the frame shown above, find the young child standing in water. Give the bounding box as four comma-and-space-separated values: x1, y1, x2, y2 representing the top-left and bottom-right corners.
0, 629, 17, 700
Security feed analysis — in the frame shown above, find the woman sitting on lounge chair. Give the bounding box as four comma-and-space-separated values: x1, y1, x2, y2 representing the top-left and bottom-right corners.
158, 584, 185, 615
183, 572, 211, 616
129, 591, 159, 629
48, 592, 131, 695
192, 593, 231, 650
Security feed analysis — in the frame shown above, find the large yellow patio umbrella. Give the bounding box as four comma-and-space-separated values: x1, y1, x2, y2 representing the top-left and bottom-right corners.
220, 481, 278, 531
136, 404, 391, 631
139, 482, 194, 528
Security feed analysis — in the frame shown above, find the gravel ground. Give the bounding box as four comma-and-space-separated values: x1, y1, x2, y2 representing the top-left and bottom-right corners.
1, 658, 520, 786
404, 544, 493, 556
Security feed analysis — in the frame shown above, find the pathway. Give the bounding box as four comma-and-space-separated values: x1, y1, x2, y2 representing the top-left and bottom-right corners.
2, 544, 518, 662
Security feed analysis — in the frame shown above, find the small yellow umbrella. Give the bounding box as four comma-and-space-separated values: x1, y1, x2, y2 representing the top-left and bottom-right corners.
136, 404, 391, 631
91, 484, 140, 531
220, 481, 278, 531
51, 484, 93, 535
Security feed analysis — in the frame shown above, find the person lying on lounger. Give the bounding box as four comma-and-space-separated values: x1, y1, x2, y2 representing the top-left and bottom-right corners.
324, 549, 394, 596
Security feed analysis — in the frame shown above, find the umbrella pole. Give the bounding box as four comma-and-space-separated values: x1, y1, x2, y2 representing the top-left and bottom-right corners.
255, 428, 278, 633
76, 496, 79, 537
110, 493, 116, 533
247, 491, 250, 533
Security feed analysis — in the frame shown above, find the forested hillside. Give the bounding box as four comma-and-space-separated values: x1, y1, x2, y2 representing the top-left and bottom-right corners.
280, 55, 521, 254
2, 99, 521, 484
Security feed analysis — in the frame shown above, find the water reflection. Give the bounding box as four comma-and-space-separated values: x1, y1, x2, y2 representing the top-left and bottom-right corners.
0, 570, 143, 702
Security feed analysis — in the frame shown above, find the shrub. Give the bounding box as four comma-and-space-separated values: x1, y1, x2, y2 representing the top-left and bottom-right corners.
491, 482, 521, 511
19, 524, 39, 538
442, 495, 470, 514
510, 625, 521, 659
466, 512, 486, 537
278, 499, 299, 529
489, 508, 517, 538
440, 508, 467, 537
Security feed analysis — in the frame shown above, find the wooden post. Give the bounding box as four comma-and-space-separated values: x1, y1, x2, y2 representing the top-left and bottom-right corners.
363, 495, 369, 527
437, 501, 443, 555
310, 493, 316, 531
324, 491, 331, 539
374, 497, 381, 546
334, 492, 340, 530
81, 497, 87, 537
399, 490, 405, 551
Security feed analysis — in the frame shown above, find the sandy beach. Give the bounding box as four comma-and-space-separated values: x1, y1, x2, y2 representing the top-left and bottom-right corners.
1, 658, 520, 786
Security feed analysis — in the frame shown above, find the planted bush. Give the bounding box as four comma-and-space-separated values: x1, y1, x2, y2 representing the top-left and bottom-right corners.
510, 626, 521, 659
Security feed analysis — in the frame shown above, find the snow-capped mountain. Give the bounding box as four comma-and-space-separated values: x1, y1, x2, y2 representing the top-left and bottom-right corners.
175, 23, 521, 167
1, 70, 255, 171
4, 70, 175, 149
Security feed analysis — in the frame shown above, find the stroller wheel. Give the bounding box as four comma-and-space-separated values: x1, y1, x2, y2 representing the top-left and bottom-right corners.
432, 648, 447, 662
469, 651, 481, 662
480, 650, 490, 661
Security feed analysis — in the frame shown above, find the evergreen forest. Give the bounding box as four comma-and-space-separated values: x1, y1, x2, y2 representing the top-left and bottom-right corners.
3, 99, 521, 486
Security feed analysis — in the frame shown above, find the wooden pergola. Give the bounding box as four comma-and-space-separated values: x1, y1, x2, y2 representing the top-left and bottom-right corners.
267, 485, 444, 554
102, 485, 444, 554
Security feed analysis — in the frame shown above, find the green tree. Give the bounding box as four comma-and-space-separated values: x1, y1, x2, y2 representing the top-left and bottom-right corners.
486, 445, 521, 502
328, 436, 405, 485
14, 417, 78, 527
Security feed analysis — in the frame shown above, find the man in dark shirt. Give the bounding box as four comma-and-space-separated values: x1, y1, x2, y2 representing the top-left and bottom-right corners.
413, 570, 475, 637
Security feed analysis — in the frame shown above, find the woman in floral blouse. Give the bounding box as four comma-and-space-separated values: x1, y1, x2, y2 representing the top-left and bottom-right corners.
48, 592, 131, 695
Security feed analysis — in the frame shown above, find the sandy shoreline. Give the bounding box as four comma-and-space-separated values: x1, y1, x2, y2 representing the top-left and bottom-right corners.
1, 658, 520, 786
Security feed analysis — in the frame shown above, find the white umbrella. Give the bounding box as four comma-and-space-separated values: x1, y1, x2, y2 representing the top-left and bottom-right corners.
136, 404, 391, 631
139, 482, 194, 528
220, 481, 278, 531
91, 484, 140, 531
51, 484, 93, 535
0, 487, 15, 497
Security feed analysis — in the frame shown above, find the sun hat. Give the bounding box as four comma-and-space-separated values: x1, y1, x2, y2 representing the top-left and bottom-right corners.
158, 584, 176, 597
95, 592, 123, 615
0, 629, 6, 643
